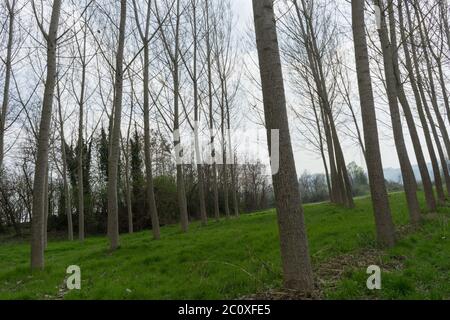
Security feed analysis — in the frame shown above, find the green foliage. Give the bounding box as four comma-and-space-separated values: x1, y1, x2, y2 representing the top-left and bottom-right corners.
0, 192, 448, 299
153, 175, 178, 225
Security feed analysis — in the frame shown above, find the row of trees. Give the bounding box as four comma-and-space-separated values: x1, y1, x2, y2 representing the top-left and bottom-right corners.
253, 0, 450, 292
0, 0, 278, 267
1, 0, 450, 294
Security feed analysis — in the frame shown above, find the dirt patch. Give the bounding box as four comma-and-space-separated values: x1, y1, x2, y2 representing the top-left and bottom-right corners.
241, 221, 428, 300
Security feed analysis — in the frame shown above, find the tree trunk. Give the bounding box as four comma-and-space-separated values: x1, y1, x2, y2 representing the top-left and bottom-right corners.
43, 170, 49, 249
107, 0, 127, 251
414, 0, 450, 162
57, 86, 73, 240
30, 0, 62, 269
172, 0, 189, 233
351, 0, 396, 247
191, 2, 208, 225
406, 1, 450, 197
226, 99, 239, 217
376, 0, 421, 224
206, 0, 220, 221
220, 83, 230, 218
123, 141, 133, 233
399, 0, 446, 204
143, 44, 161, 239
294, 0, 353, 207
253, 0, 314, 291
0, 1, 15, 172
77, 46, 86, 242
389, 1, 436, 212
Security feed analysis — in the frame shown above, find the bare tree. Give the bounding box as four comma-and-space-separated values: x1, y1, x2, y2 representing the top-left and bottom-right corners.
107, 0, 127, 250
205, 0, 220, 221
155, 0, 189, 232
0, 0, 18, 172
30, 0, 63, 269
398, 0, 447, 204
386, 0, 437, 212
132, 0, 162, 238
253, 0, 313, 292
351, 0, 396, 247
375, 0, 421, 224
405, 0, 450, 197
56, 75, 73, 240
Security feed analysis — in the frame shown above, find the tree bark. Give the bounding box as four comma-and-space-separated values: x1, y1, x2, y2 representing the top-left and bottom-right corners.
132, 0, 161, 239
206, 0, 220, 221
43, 169, 49, 249
414, 0, 450, 163
406, 1, 450, 197
173, 0, 189, 232
107, 0, 127, 251
376, 0, 421, 224
226, 87, 239, 217
57, 83, 73, 240
30, 0, 62, 269
399, 0, 446, 204
351, 0, 396, 247
143, 44, 161, 239
191, 0, 208, 225
389, 1, 436, 212
77, 26, 87, 242
253, 0, 314, 291
220, 80, 230, 218
0, 0, 16, 172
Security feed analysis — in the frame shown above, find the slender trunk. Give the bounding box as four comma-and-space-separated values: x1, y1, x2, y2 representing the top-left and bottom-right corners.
226, 91, 239, 217
414, 0, 450, 162
331, 118, 354, 208
107, 0, 127, 251
123, 143, 133, 233
295, 0, 353, 207
376, 0, 421, 224
422, 87, 450, 196
30, 0, 62, 269
406, 1, 450, 197
43, 170, 49, 249
390, 1, 436, 212
143, 44, 161, 239
220, 80, 230, 218
77, 34, 87, 242
435, 59, 450, 128
191, 2, 208, 225
310, 86, 332, 199
351, 0, 396, 247
253, 0, 313, 291
206, 0, 220, 221
323, 110, 341, 204
57, 87, 73, 240
173, 0, 189, 233
439, 0, 450, 53
399, 0, 446, 204
0, 2, 15, 171
193, 115, 207, 225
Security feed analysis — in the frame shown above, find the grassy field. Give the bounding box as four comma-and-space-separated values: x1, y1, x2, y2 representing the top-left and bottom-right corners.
0, 192, 448, 300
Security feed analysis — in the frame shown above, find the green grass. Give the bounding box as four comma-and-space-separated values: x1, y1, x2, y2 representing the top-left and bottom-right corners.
0, 192, 448, 299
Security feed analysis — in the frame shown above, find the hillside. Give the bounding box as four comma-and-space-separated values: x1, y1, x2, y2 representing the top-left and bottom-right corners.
0, 192, 448, 300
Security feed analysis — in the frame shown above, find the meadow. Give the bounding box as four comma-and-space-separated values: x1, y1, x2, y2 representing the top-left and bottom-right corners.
0, 192, 448, 299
